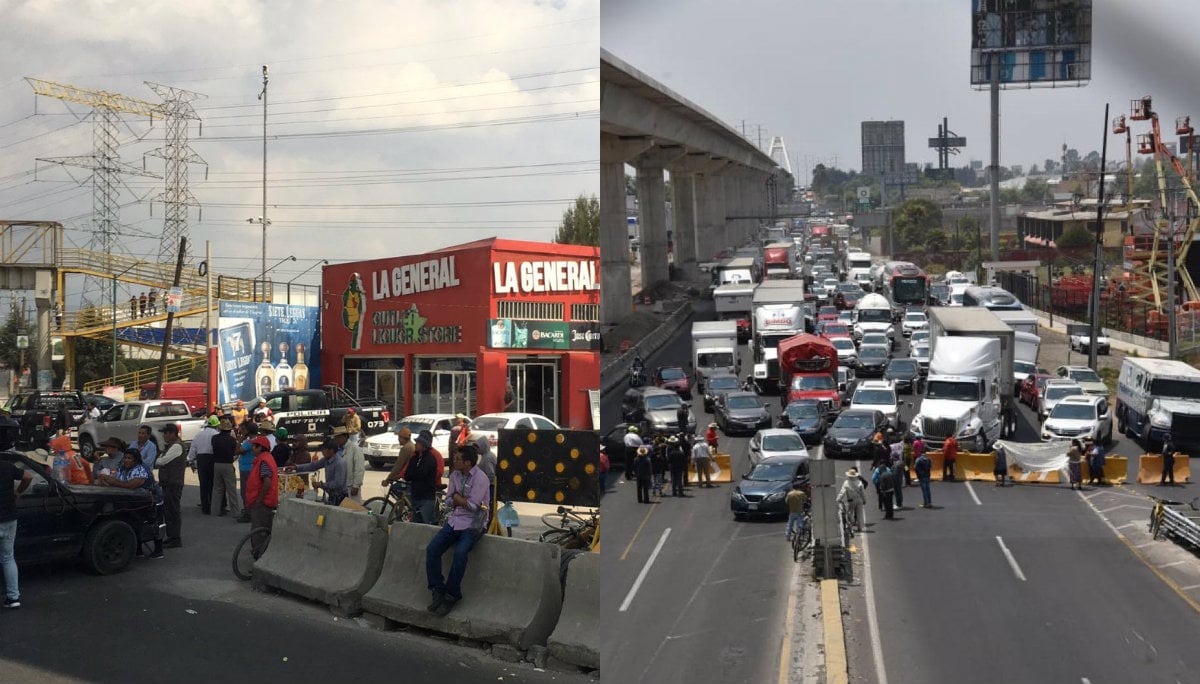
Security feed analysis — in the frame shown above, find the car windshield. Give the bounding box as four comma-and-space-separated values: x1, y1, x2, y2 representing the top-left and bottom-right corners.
786, 403, 820, 419
857, 309, 891, 323
834, 413, 874, 429
393, 419, 433, 434
861, 334, 886, 345
860, 348, 887, 360
762, 433, 806, 451
1045, 386, 1083, 401
1150, 379, 1200, 400
911, 331, 929, 343
792, 375, 835, 390
660, 367, 686, 381
708, 376, 740, 391
904, 313, 926, 323
830, 339, 854, 352
747, 461, 800, 482
470, 416, 511, 431
645, 394, 682, 410
728, 396, 762, 410
887, 360, 917, 375
925, 380, 979, 401
855, 389, 896, 405
1013, 361, 1037, 375
912, 344, 930, 358
1069, 369, 1102, 384
1050, 403, 1096, 420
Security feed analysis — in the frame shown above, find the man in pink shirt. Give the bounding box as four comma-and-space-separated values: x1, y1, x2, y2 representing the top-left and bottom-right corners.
425, 444, 491, 616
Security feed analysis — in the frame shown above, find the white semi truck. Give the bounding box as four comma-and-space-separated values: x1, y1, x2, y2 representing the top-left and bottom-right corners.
853, 292, 896, 347
691, 320, 739, 394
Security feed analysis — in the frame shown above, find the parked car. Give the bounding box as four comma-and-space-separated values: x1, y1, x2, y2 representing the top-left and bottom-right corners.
822, 409, 894, 459
654, 365, 692, 397
6, 390, 89, 447
362, 413, 457, 470
5, 450, 158, 575
1041, 394, 1113, 445
731, 455, 811, 520
77, 400, 207, 461
621, 387, 696, 436
1019, 373, 1056, 409
713, 391, 771, 436
850, 380, 902, 431
1038, 380, 1084, 421
1054, 365, 1110, 396
701, 373, 742, 412
778, 399, 829, 444
261, 386, 391, 443
884, 358, 922, 394
469, 412, 561, 449
1069, 329, 1111, 355
747, 428, 810, 467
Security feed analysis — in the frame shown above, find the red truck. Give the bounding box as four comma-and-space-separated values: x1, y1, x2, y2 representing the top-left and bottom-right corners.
779, 333, 840, 413
762, 243, 794, 280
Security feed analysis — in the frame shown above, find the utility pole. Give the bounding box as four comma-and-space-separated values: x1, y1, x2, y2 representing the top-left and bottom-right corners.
153, 237, 187, 397
1088, 103, 1110, 372
1168, 193, 1178, 359
258, 65, 269, 299
988, 54, 1002, 262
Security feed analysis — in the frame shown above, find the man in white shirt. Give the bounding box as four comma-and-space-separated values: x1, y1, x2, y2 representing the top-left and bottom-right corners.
332, 427, 365, 501
86, 402, 101, 422
187, 416, 220, 514
691, 438, 714, 488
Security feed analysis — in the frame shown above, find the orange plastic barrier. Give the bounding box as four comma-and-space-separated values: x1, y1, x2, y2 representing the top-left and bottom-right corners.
689, 452, 733, 484
958, 452, 997, 481
1081, 456, 1129, 485
1137, 454, 1192, 484
926, 450, 948, 481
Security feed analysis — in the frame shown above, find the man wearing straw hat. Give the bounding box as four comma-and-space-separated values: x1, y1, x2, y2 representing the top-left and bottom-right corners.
211, 418, 242, 519
837, 468, 867, 532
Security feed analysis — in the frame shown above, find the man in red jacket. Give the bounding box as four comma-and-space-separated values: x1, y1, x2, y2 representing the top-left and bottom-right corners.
244, 436, 278, 556
942, 435, 958, 482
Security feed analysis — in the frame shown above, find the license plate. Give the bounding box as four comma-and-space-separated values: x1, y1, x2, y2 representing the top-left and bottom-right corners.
748, 503, 758, 510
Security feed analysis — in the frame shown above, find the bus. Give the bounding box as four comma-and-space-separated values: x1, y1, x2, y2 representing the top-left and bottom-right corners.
880, 262, 929, 308
962, 285, 1025, 311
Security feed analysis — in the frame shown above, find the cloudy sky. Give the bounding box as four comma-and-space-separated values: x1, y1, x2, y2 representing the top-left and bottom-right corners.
602, 0, 1200, 185
0, 0, 598, 305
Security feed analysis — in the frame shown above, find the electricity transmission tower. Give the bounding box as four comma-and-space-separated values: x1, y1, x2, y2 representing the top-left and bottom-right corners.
145, 82, 206, 265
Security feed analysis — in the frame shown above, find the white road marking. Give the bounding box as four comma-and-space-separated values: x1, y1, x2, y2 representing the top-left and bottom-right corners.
1097, 504, 1146, 514
1180, 583, 1200, 591
859, 461, 890, 684
995, 536, 1027, 581
1134, 542, 1156, 548
1159, 560, 1187, 569
619, 527, 671, 613
1115, 522, 1139, 530
964, 480, 982, 506
1081, 678, 1092, 684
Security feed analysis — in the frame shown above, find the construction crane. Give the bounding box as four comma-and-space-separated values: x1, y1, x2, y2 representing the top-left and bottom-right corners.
1120, 96, 1200, 316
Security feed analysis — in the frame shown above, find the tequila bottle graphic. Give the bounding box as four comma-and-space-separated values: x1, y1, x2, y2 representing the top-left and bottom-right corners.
255, 341, 275, 396
275, 341, 292, 391
293, 342, 309, 390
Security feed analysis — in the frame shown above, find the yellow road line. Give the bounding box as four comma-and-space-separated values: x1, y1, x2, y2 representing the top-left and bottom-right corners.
619, 502, 657, 561
821, 579, 849, 684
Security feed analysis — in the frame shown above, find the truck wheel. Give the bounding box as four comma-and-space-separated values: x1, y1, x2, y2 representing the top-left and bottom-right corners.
1116, 411, 1126, 435
82, 519, 137, 575
78, 435, 95, 462
975, 433, 987, 453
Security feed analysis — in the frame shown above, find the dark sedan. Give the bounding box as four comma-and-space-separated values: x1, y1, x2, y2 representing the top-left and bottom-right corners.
855, 346, 889, 377
731, 456, 811, 519
714, 391, 772, 436
654, 365, 692, 397
778, 399, 829, 444
702, 373, 742, 412
884, 358, 922, 394
822, 409, 893, 459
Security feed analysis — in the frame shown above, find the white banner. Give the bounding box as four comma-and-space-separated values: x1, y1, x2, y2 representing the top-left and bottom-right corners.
994, 439, 1069, 477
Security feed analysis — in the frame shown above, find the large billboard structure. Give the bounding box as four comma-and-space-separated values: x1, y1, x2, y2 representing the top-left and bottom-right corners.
217, 301, 321, 404
970, 0, 1093, 89
861, 121, 906, 178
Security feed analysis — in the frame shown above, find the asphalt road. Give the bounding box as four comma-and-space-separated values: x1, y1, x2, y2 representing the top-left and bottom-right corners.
1, 485, 588, 684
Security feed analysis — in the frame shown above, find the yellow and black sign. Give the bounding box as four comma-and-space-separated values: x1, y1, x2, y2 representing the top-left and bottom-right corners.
496, 429, 599, 507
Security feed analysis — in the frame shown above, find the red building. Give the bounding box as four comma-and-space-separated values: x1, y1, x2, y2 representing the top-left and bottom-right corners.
320, 238, 600, 430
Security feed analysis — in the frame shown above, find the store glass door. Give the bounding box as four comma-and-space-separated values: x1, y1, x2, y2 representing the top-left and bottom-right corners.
414, 370, 475, 416
343, 368, 404, 419
507, 358, 560, 424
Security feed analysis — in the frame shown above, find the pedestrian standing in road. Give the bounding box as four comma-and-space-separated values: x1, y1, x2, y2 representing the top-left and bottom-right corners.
915, 449, 933, 508
245, 437, 279, 557
235, 425, 255, 520
902, 439, 915, 487
890, 456, 905, 509
785, 480, 809, 541
156, 424, 186, 547
879, 465, 897, 519
138, 292, 147, 318
623, 425, 643, 481
271, 427, 293, 469
1088, 439, 1107, 486
633, 446, 652, 504
705, 422, 719, 452
838, 468, 867, 532
676, 401, 689, 436
870, 432, 889, 470
332, 426, 365, 501
211, 419, 242, 518
1161, 435, 1177, 486
650, 437, 667, 498
1066, 439, 1084, 490
598, 445, 609, 497
134, 425, 159, 471
691, 436, 714, 488
148, 289, 157, 315
942, 434, 959, 482
188, 416, 219, 514
406, 432, 440, 524
871, 461, 888, 511
667, 435, 688, 497
993, 443, 1009, 487
0, 457, 33, 608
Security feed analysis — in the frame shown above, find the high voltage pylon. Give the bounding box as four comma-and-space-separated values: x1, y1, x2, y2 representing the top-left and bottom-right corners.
145, 82, 206, 265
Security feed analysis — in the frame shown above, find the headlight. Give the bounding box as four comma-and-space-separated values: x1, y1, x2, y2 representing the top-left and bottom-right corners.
958, 425, 978, 438
1041, 431, 1050, 439
1151, 413, 1171, 428
732, 489, 746, 501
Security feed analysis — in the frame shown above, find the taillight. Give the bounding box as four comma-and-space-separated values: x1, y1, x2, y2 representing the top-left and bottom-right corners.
42, 416, 52, 427
381, 411, 391, 423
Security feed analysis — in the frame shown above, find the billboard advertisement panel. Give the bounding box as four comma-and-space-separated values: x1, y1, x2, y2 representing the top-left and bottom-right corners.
970, 0, 1092, 89
217, 301, 321, 404
486, 319, 602, 350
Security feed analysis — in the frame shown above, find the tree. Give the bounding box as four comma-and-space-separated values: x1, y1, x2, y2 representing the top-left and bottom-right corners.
553, 194, 599, 246
1044, 159, 1058, 174
0, 306, 33, 378
1021, 178, 1050, 204
926, 229, 949, 254
892, 198, 943, 249
1056, 225, 1094, 249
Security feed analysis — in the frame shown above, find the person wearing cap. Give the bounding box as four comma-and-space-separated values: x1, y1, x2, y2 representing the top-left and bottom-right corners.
623, 425, 643, 479
666, 435, 688, 497
342, 407, 363, 447
234, 424, 257, 522
705, 423, 719, 451
837, 468, 867, 532
189, 416, 220, 514
406, 431, 440, 524
331, 426, 365, 501
258, 421, 278, 450
93, 437, 127, 484
633, 446, 653, 503
98, 448, 164, 559
230, 400, 248, 429
245, 436, 279, 555
285, 440, 348, 506
271, 427, 292, 469
691, 433, 715, 488
156, 423, 187, 547
211, 418, 242, 519
382, 427, 416, 487
649, 438, 667, 498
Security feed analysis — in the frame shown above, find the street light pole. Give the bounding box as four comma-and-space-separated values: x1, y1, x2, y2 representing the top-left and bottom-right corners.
258, 65, 269, 298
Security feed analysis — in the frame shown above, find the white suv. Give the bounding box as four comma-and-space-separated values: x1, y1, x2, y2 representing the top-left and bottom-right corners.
1038, 380, 1084, 422
850, 380, 901, 431
901, 311, 928, 337
1041, 394, 1113, 445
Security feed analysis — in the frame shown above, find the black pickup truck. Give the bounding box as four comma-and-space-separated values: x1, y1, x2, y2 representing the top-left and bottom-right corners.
4, 450, 159, 575
261, 385, 390, 443
5, 390, 88, 447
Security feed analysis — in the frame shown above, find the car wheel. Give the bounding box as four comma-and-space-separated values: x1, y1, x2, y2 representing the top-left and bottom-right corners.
82, 518, 137, 575
78, 435, 95, 462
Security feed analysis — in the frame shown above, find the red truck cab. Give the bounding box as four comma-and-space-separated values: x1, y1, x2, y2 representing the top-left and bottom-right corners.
779, 334, 840, 413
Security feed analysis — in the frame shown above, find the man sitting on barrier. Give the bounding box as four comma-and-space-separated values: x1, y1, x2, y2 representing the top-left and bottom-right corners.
426, 444, 491, 617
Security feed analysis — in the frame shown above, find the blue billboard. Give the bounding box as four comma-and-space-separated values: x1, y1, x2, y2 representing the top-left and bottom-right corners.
217, 301, 321, 405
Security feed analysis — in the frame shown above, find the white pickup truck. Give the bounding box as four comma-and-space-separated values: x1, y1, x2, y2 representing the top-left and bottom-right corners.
77, 400, 208, 460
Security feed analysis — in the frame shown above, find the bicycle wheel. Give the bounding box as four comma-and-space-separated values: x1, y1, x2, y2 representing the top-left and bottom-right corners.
792, 530, 803, 562
363, 496, 397, 523
232, 527, 273, 581
541, 512, 570, 531
1150, 505, 1164, 540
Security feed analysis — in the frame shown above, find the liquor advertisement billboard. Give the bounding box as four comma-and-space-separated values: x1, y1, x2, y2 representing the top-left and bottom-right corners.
486, 319, 602, 350
217, 301, 321, 404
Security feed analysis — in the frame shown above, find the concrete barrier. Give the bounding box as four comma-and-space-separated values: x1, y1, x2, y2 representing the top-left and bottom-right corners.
252, 497, 388, 616
362, 522, 563, 651
546, 551, 599, 671
689, 452, 733, 484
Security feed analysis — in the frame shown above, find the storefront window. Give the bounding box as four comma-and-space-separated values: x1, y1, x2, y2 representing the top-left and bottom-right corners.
413, 356, 476, 417
506, 356, 560, 424
343, 358, 405, 419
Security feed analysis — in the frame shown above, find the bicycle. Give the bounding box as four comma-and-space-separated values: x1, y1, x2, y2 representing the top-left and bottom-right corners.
791, 511, 813, 562
838, 499, 855, 545
232, 521, 273, 581
539, 506, 598, 548
364, 480, 451, 526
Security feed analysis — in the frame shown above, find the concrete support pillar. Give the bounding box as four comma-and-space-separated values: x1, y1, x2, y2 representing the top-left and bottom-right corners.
600, 133, 653, 326
696, 170, 728, 258
670, 173, 697, 267
633, 145, 685, 293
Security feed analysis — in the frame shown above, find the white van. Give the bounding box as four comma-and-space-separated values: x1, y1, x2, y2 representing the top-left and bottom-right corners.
1115, 357, 1200, 450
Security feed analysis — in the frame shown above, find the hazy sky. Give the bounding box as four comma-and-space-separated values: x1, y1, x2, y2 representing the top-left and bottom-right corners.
0, 0, 597, 301
602, 0, 1200, 185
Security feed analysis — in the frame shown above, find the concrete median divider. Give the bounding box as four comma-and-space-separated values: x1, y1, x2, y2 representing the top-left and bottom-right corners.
547, 551, 599, 671
689, 452, 733, 484
252, 497, 388, 616
1137, 454, 1191, 484
958, 451, 996, 481
362, 522, 564, 652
